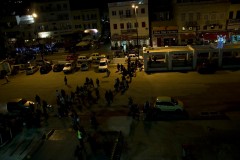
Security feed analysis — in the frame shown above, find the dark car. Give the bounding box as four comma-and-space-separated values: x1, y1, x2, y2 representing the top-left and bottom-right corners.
7, 98, 35, 114
35, 59, 52, 66
197, 60, 217, 74
53, 64, 64, 72
40, 63, 52, 74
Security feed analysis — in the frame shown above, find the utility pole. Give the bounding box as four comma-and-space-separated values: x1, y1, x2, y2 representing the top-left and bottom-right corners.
132, 4, 139, 56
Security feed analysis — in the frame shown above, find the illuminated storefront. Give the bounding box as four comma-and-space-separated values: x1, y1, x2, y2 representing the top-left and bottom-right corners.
152, 26, 178, 47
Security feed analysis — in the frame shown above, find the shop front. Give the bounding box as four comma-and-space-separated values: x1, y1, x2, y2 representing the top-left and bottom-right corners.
111, 34, 149, 51
227, 19, 240, 44
201, 31, 229, 44
179, 33, 196, 45
152, 26, 178, 47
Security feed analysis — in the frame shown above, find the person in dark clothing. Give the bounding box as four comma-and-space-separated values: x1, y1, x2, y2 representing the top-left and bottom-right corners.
108, 90, 113, 103
74, 145, 83, 160
96, 78, 100, 87
89, 78, 94, 88
61, 89, 66, 98
42, 100, 49, 120
64, 76, 67, 85
35, 94, 41, 107
85, 77, 89, 85
117, 63, 120, 72
95, 88, 100, 100
120, 64, 124, 72
105, 90, 110, 105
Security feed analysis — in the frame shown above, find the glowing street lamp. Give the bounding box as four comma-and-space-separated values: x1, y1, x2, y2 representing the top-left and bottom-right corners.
32, 13, 38, 18
132, 4, 139, 56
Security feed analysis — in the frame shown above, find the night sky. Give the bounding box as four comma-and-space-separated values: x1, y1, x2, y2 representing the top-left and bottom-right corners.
0, 0, 239, 16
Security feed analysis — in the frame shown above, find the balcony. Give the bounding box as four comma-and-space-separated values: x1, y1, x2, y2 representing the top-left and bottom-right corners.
121, 29, 137, 34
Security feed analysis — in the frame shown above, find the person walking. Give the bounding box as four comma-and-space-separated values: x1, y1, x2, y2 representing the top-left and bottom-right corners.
106, 69, 110, 77
42, 100, 49, 120
108, 90, 113, 103
95, 88, 100, 100
5, 75, 10, 83
117, 63, 120, 72
64, 76, 67, 85
105, 90, 110, 105
96, 78, 100, 87
35, 94, 41, 108
89, 78, 94, 88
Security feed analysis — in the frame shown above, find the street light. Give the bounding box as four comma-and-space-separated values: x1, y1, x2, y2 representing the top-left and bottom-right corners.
132, 4, 139, 56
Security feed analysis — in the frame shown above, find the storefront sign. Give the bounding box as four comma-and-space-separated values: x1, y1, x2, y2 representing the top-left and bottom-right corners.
153, 30, 178, 35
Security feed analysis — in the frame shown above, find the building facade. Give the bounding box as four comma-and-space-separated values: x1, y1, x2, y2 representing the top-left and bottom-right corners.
150, 0, 178, 47
108, 0, 150, 51
227, 3, 240, 44
173, 0, 231, 45
71, 8, 101, 38
32, 0, 73, 40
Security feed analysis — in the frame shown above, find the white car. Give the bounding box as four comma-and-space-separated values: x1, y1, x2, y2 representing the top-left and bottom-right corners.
77, 56, 89, 63
89, 53, 100, 61
63, 61, 76, 73
125, 54, 143, 62
154, 96, 184, 112
98, 58, 108, 72
26, 66, 39, 75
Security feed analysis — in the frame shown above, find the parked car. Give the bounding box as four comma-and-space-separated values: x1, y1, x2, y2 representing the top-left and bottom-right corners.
154, 96, 184, 112
26, 66, 39, 75
7, 98, 35, 114
88, 53, 100, 62
77, 55, 90, 64
63, 61, 77, 73
80, 63, 89, 71
66, 54, 78, 61
125, 54, 143, 62
98, 58, 108, 72
53, 64, 64, 72
35, 59, 52, 66
40, 63, 52, 74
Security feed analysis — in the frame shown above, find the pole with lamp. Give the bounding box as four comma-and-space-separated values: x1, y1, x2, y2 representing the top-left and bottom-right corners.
33, 12, 43, 60
132, 4, 139, 56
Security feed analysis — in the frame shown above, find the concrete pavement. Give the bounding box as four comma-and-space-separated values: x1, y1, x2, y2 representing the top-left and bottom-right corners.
1, 63, 240, 159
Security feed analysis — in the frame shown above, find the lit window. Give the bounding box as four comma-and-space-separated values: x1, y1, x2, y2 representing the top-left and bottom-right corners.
182, 27, 185, 30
